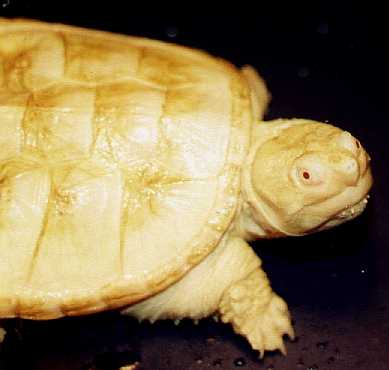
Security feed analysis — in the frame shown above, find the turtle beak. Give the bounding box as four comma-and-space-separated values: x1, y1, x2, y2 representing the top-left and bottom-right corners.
317, 152, 373, 232
335, 131, 371, 187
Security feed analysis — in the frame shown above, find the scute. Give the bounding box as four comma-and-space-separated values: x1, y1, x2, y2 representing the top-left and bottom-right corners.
24, 84, 95, 160
0, 19, 253, 319
93, 81, 165, 168
25, 162, 123, 314
0, 30, 64, 92
0, 91, 26, 160
64, 33, 140, 84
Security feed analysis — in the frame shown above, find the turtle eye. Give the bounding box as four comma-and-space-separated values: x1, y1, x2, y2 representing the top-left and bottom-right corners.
296, 167, 323, 186
302, 170, 310, 180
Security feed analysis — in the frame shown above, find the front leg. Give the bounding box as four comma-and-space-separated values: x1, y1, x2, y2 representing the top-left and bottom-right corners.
218, 263, 294, 357
122, 236, 293, 356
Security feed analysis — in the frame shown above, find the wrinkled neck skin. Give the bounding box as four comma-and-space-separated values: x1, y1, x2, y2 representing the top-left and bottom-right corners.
235, 120, 295, 240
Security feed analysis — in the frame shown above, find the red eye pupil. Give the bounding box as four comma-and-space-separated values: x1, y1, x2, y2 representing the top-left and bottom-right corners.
303, 171, 310, 179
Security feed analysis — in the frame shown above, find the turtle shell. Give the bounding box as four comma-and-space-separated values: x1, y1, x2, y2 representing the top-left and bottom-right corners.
0, 19, 255, 319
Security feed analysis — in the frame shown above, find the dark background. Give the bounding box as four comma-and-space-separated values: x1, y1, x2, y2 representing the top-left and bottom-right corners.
1, 3, 389, 370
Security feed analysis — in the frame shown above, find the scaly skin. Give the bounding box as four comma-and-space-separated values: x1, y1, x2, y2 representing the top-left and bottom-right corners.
219, 269, 294, 358
123, 236, 294, 356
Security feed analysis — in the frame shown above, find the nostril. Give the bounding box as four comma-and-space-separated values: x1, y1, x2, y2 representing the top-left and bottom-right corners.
337, 157, 360, 185
345, 158, 358, 173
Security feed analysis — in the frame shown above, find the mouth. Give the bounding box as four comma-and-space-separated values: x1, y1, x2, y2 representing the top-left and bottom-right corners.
331, 164, 373, 224
336, 195, 370, 221
317, 194, 370, 232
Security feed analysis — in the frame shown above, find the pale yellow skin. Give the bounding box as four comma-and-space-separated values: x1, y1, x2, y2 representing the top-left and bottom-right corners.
0, 19, 372, 356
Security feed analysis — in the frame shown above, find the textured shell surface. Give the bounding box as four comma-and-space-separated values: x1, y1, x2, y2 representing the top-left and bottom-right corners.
0, 19, 253, 319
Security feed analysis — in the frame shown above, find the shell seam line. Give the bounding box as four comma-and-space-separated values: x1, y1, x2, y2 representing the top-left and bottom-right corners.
25, 171, 53, 285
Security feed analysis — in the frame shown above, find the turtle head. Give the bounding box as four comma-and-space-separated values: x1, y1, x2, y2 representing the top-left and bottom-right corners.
245, 119, 373, 237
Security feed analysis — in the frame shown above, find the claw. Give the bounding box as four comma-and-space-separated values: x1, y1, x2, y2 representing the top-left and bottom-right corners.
286, 324, 295, 341
279, 341, 287, 356
274, 314, 295, 341
258, 348, 264, 360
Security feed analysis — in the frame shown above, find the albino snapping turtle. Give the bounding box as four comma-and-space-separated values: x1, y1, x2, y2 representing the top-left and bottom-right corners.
0, 18, 372, 356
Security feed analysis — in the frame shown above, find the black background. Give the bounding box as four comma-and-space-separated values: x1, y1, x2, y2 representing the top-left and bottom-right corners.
1, 3, 389, 370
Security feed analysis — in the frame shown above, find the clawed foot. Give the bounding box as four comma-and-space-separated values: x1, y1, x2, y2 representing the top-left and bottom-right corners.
219, 269, 294, 357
